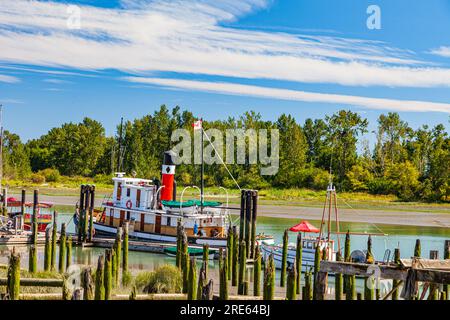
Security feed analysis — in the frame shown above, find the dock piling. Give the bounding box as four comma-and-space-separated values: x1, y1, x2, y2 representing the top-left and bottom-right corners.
66, 237, 72, 269
7, 250, 20, 300
58, 223, 67, 273
263, 254, 275, 300
238, 240, 246, 295
286, 264, 297, 300
104, 249, 112, 300
44, 228, 51, 271
94, 255, 105, 300
187, 257, 197, 300
51, 211, 58, 271
280, 229, 288, 287
295, 233, 302, 295
253, 245, 261, 296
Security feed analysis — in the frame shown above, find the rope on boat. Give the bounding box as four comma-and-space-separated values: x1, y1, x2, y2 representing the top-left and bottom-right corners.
202, 128, 241, 191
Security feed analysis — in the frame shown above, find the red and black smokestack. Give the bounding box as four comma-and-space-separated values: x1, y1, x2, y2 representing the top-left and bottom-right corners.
161, 151, 176, 201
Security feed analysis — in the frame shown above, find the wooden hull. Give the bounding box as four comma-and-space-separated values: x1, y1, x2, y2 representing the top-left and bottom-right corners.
93, 222, 228, 248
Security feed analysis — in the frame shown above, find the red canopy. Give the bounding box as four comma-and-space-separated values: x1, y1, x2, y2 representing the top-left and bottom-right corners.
289, 221, 320, 233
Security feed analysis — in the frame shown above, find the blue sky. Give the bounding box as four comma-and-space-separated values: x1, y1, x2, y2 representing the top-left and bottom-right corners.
1, 0, 450, 144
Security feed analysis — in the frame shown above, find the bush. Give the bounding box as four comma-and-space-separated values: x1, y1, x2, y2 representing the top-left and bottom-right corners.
38, 168, 61, 182
93, 174, 114, 185
30, 173, 45, 184
367, 177, 393, 195
136, 265, 182, 294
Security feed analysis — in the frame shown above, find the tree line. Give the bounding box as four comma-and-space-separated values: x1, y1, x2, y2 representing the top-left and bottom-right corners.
2, 105, 449, 202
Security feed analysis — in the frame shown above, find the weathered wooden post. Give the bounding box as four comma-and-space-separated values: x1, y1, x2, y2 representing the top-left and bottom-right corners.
335, 251, 343, 300
303, 269, 312, 300
104, 249, 112, 300
244, 191, 252, 258
286, 264, 297, 300
88, 185, 95, 242
122, 221, 129, 274
295, 233, 302, 295
7, 251, 20, 300
280, 229, 288, 287
232, 227, 239, 287
364, 236, 375, 300
44, 227, 51, 271
239, 190, 246, 246
344, 231, 356, 300
111, 248, 117, 287
312, 244, 321, 299
444, 240, 449, 300
187, 257, 197, 300
32, 190, 38, 245
176, 221, 182, 269
59, 223, 67, 273
28, 245, 37, 273
428, 250, 439, 300
94, 255, 105, 300
219, 252, 228, 300
78, 185, 85, 243
227, 226, 233, 280
182, 233, 189, 294
263, 254, 275, 300
62, 277, 71, 300
238, 240, 246, 295
51, 211, 58, 271
202, 243, 209, 278
129, 285, 137, 300
82, 267, 94, 300
253, 245, 261, 296
250, 191, 258, 258
20, 189, 25, 230
83, 184, 91, 242
414, 239, 421, 257
392, 248, 401, 300
66, 237, 72, 269
115, 227, 122, 285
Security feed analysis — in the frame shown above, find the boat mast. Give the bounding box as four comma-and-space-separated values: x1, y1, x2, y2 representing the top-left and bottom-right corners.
0, 104, 3, 193
200, 118, 204, 213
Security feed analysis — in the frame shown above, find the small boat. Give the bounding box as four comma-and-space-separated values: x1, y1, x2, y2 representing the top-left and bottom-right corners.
7, 197, 53, 232
163, 246, 218, 260
256, 233, 274, 245
261, 237, 336, 272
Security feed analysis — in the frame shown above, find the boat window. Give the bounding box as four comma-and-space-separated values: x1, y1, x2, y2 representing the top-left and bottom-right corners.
117, 183, 122, 200
167, 216, 171, 226
307, 241, 313, 249
126, 211, 130, 220
127, 188, 131, 197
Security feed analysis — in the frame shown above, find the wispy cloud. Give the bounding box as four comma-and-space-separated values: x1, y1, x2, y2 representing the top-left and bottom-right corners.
0, 73, 20, 83
43, 78, 72, 84
430, 46, 450, 58
0, 98, 23, 104
124, 77, 450, 113
1, 0, 449, 88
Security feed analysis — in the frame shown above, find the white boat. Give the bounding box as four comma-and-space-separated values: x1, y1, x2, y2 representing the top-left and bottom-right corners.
261, 237, 336, 272
85, 151, 231, 248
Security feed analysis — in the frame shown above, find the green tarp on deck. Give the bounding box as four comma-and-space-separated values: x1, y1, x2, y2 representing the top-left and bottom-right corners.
161, 199, 222, 208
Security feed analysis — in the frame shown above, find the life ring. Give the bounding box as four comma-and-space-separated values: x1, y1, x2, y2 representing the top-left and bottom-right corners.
126, 200, 132, 209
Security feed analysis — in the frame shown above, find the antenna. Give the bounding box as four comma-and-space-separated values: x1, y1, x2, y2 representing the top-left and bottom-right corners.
0, 104, 3, 193
117, 117, 124, 172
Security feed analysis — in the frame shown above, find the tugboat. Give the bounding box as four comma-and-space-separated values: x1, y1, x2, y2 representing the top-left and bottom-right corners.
91, 151, 231, 248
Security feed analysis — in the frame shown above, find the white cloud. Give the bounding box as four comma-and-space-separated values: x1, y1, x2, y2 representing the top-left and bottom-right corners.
0, 74, 20, 83
430, 46, 450, 58
43, 78, 72, 84
124, 77, 450, 113
1, 0, 450, 88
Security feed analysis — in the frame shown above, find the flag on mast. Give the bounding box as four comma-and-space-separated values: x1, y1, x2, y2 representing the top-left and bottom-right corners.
192, 119, 202, 130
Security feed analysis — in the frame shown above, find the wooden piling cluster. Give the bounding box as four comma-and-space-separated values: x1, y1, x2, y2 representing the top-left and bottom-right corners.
315, 238, 450, 301
239, 190, 258, 259
78, 184, 96, 243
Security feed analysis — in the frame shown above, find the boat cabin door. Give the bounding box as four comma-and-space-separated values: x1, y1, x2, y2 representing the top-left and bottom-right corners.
155, 214, 162, 233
